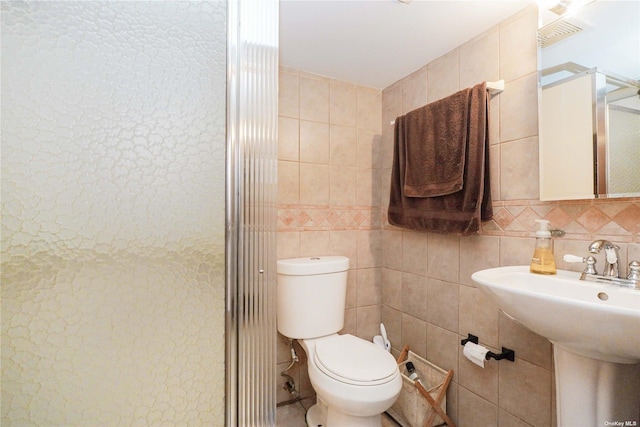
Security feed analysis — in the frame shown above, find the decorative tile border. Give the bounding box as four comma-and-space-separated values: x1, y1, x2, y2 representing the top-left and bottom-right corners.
481, 198, 640, 242
277, 205, 380, 231
283, 198, 640, 241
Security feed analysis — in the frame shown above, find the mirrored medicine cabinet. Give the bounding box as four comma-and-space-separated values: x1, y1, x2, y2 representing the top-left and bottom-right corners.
538, 0, 640, 201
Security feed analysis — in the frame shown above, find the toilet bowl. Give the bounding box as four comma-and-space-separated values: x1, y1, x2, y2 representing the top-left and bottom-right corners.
300, 334, 402, 427
276, 256, 402, 427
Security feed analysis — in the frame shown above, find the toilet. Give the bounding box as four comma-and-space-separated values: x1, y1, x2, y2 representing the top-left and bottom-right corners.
277, 256, 402, 427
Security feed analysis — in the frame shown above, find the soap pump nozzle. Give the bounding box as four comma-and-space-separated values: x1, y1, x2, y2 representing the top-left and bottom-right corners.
535, 219, 551, 238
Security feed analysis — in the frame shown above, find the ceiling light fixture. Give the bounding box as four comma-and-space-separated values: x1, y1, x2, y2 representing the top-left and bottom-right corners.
539, 0, 594, 16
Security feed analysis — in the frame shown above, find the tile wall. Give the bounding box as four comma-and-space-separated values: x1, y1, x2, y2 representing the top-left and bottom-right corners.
276, 6, 640, 425
276, 68, 384, 404
379, 6, 640, 427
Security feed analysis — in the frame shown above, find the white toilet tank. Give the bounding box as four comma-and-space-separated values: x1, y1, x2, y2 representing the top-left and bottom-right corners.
277, 256, 349, 339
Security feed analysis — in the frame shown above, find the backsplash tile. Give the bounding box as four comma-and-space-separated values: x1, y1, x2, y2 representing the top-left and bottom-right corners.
484, 198, 640, 242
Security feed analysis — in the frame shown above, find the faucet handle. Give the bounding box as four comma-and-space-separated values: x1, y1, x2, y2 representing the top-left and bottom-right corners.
563, 254, 584, 263
627, 261, 640, 281
563, 254, 598, 275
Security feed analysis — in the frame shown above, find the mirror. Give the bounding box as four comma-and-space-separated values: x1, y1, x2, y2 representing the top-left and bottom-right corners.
538, 0, 640, 201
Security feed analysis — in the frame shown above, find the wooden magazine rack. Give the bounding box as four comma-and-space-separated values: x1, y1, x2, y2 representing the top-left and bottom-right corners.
393, 345, 456, 427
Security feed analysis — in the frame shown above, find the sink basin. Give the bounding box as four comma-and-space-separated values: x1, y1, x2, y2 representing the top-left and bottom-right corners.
471, 266, 640, 363
472, 265, 640, 425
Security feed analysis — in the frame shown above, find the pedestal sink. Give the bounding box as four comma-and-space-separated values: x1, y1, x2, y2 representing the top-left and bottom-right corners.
471, 266, 640, 426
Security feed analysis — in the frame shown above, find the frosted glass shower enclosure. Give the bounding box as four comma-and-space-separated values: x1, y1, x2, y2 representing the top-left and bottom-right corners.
2, 1, 277, 425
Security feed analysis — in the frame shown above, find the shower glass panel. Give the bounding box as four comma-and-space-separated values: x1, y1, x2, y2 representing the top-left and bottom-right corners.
1, 2, 227, 425
226, 0, 279, 425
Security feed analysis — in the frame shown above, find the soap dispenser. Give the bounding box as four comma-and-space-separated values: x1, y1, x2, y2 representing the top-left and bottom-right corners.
530, 219, 556, 274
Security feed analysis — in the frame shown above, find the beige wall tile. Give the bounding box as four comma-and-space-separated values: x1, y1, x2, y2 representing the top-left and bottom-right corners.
278, 160, 299, 205
356, 167, 381, 207
279, 69, 299, 119
299, 162, 329, 205
342, 307, 357, 336
500, 73, 539, 142
489, 144, 501, 203
459, 285, 499, 348
299, 230, 331, 258
277, 360, 300, 403
426, 324, 459, 377
458, 387, 498, 427
458, 342, 499, 405
357, 86, 382, 132
402, 231, 429, 276
459, 235, 500, 287
427, 233, 460, 283
499, 312, 552, 369
382, 82, 402, 168
277, 332, 295, 364
297, 359, 314, 399
427, 48, 460, 102
489, 95, 500, 146
357, 267, 382, 306
382, 267, 403, 310
277, 231, 299, 260
330, 124, 357, 166
381, 305, 402, 352
357, 304, 382, 341
402, 67, 428, 113
300, 120, 329, 164
498, 409, 534, 427
628, 243, 640, 263
300, 76, 329, 123
427, 278, 459, 333
382, 230, 403, 270
330, 230, 358, 264
402, 272, 428, 321
499, 358, 552, 427
380, 167, 392, 212
500, 136, 539, 200
278, 116, 299, 161
346, 268, 358, 309
500, 7, 538, 82
401, 313, 427, 358
330, 164, 357, 206
357, 128, 382, 169
459, 26, 499, 90
357, 230, 381, 268
446, 381, 460, 426
500, 236, 536, 266
330, 79, 357, 127
383, 81, 403, 124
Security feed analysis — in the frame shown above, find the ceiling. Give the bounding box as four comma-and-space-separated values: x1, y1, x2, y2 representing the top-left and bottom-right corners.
279, 0, 534, 89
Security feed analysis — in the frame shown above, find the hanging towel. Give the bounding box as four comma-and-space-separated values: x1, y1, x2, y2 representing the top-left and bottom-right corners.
388, 82, 493, 235
403, 87, 471, 197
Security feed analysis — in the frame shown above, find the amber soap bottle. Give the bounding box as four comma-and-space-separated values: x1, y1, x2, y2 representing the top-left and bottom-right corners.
530, 219, 556, 275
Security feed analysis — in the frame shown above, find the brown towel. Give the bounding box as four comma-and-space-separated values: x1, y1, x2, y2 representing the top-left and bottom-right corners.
388, 82, 492, 235
403, 87, 471, 197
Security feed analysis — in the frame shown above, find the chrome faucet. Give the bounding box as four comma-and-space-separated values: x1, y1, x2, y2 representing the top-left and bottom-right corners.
564, 240, 639, 289
588, 240, 620, 278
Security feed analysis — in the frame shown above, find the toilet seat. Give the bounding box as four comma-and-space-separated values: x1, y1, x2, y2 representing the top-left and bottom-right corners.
313, 334, 398, 386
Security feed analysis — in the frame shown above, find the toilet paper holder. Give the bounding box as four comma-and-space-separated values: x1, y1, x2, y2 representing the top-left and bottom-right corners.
460, 334, 515, 362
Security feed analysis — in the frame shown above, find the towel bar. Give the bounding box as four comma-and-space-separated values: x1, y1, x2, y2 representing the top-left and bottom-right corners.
390, 80, 504, 125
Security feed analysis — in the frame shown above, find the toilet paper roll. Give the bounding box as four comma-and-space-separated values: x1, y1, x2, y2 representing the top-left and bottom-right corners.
463, 341, 489, 368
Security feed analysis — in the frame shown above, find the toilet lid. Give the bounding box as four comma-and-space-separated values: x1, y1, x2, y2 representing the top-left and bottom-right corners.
314, 334, 398, 386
